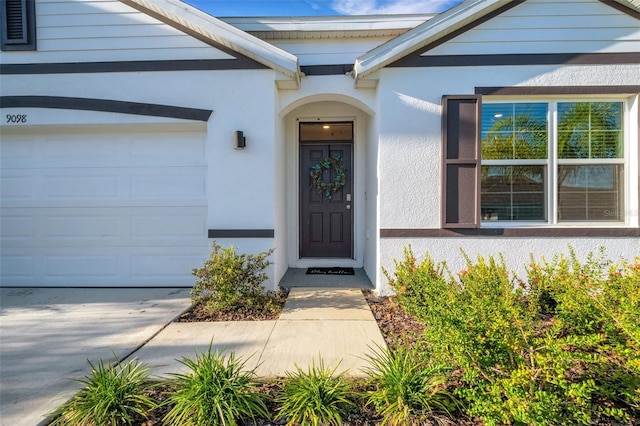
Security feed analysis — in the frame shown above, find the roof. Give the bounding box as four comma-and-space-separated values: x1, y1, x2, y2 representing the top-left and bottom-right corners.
220, 14, 434, 40
353, 0, 640, 81
120, 0, 300, 84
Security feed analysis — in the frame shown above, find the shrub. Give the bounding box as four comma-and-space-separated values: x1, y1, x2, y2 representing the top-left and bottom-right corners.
191, 241, 282, 316
385, 246, 639, 425
163, 345, 269, 426
277, 358, 355, 426
48, 358, 156, 426
362, 344, 456, 425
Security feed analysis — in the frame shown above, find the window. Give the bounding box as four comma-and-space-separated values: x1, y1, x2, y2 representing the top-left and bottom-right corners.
1, 0, 36, 51
481, 100, 625, 224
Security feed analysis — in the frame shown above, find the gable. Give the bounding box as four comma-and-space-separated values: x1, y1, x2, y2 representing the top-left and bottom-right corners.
419, 0, 640, 57
1, 0, 237, 64
354, 0, 640, 80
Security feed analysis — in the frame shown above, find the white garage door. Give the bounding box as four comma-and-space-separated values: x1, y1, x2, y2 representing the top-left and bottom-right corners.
0, 125, 209, 287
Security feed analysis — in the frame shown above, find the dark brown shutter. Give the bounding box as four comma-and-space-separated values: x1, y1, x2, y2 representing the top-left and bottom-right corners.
441, 95, 481, 228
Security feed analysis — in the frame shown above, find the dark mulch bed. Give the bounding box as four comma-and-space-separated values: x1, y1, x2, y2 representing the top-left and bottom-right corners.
362, 290, 427, 350
176, 292, 289, 322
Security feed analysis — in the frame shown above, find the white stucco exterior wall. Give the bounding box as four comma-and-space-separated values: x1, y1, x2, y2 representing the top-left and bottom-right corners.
373, 63, 640, 293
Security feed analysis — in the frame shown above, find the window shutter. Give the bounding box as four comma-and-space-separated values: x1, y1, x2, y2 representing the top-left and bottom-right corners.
4, 0, 27, 43
1, 0, 36, 50
441, 95, 481, 228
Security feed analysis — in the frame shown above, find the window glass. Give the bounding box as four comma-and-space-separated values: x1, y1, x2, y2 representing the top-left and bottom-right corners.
482, 103, 547, 160
558, 165, 624, 222
558, 102, 623, 159
481, 166, 546, 221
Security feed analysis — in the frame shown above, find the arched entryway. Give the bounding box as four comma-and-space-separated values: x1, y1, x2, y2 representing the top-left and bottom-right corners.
278, 98, 376, 284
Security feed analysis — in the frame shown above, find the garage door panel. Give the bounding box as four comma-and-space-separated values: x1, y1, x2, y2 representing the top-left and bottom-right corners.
2, 239, 209, 286
45, 215, 120, 240
2, 207, 207, 247
1, 168, 207, 206
132, 254, 203, 278
46, 175, 120, 199
132, 173, 206, 199
1, 256, 34, 279
0, 215, 34, 240
46, 256, 119, 277
131, 210, 206, 239
2, 130, 206, 169
0, 176, 33, 199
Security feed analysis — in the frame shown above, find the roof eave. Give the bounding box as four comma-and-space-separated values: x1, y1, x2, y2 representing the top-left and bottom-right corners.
121, 0, 301, 85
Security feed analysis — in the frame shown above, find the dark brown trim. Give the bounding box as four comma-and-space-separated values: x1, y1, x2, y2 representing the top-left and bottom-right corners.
381, 228, 640, 238
119, 0, 267, 70
599, 0, 640, 20
0, 58, 267, 75
208, 229, 275, 238
476, 85, 640, 96
0, 96, 212, 121
390, 52, 640, 68
300, 64, 353, 76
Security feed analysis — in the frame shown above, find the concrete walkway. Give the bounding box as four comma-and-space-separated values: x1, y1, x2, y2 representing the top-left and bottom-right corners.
0, 287, 386, 426
133, 288, 387, 378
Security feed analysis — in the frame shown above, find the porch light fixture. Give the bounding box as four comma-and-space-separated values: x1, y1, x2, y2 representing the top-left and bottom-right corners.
234, 130, 246, 150
322, 125, 331, 129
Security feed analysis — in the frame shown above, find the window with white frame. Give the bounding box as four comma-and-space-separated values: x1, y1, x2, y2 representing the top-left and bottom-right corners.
480, 100, 625, 224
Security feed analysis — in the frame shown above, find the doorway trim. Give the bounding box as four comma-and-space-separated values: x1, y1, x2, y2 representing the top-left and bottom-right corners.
285, 109, 365, 270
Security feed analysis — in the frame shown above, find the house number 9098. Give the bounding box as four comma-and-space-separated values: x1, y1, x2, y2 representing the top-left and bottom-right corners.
6, 114, 28, 123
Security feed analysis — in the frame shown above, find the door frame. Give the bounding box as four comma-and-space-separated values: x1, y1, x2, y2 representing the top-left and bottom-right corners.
298, 134, 354, 259
286, 114, 363, 268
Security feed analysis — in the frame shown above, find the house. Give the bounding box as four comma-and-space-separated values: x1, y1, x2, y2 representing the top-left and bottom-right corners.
1, 0, 638, 293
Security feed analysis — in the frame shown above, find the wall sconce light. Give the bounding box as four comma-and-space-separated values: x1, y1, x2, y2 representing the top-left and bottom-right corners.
234, 131, 246, 150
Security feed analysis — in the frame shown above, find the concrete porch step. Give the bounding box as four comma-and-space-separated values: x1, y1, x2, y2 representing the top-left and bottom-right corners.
278, 267, 374, 289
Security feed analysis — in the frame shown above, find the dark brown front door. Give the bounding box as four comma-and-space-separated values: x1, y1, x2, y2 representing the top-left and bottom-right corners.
299, 122, 353, 258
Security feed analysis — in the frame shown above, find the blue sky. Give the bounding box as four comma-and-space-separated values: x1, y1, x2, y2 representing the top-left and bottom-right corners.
183, 0, 464, 17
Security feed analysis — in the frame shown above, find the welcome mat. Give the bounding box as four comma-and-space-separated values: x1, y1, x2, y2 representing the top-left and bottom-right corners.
306, 267, 355, 276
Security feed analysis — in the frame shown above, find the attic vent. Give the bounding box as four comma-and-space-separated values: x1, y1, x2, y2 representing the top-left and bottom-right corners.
5, 0, 27, 43
1, 0, 36, 51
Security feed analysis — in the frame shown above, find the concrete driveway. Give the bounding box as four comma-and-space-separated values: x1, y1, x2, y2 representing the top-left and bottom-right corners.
0, 287, 191, 426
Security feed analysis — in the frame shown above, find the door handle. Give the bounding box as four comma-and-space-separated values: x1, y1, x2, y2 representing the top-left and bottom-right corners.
346, 205, 351, 210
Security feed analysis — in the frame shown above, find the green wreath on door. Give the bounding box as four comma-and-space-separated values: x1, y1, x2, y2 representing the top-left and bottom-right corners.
310, 156, 346, 198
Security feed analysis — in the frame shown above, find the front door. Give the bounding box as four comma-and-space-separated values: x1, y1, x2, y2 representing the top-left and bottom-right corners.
299, 122, 353, 258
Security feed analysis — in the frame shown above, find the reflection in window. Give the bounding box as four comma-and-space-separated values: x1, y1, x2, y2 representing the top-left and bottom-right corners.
481, 166, 546, 221
558, 102, 623, 159
558, 165, 624, 221
482, 103, 548, 160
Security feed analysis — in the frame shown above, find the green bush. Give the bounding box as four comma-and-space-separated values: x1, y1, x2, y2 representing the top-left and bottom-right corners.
385, 246, 640, 425
277, 358, 355, 426
48, 358, 156, 426
163, 344, 269, 426
191, 241, 283, 316
362, 343, 456, 425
